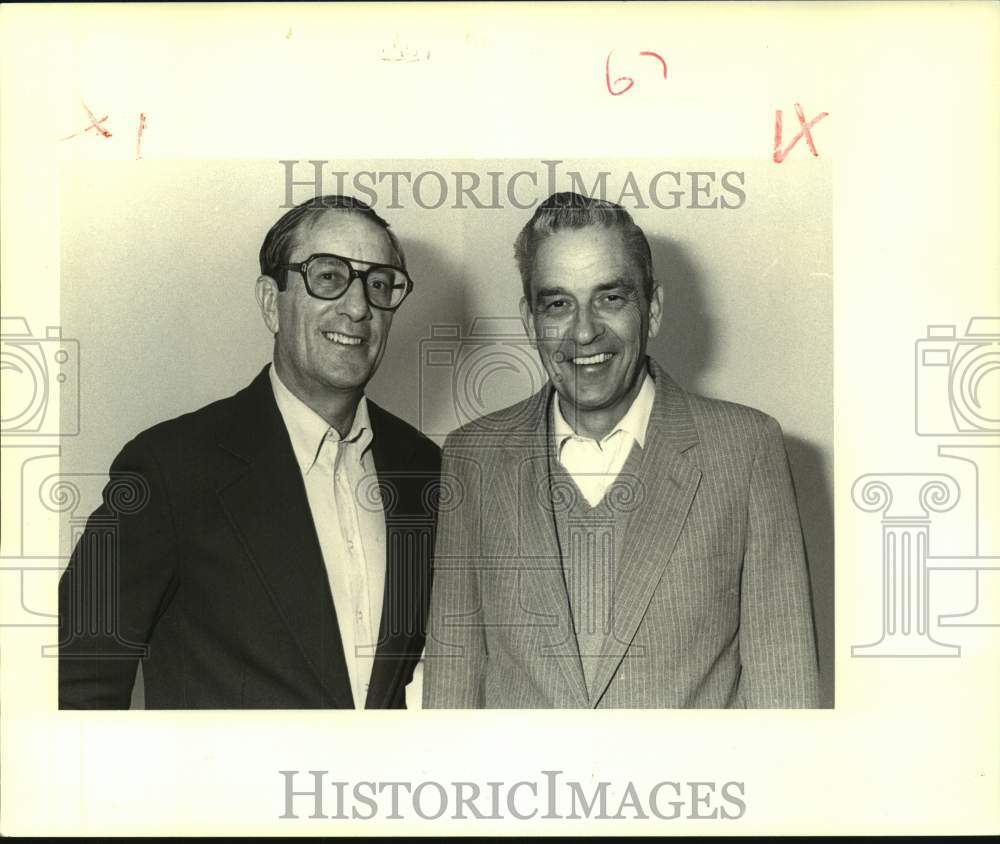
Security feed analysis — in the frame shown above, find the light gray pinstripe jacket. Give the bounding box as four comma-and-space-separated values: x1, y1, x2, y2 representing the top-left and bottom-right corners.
423, 359, 820, 708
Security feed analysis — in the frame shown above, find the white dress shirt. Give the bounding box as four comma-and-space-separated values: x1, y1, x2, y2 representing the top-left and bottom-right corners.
269, 366, 386, 708
552, 371, 656, 508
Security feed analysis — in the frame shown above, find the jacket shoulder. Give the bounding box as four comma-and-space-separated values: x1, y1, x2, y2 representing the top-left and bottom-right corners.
123, 382, 249, 456
686, 390, 774, 426
368, 401, 441, 467
683, 390, 781, 455
445, 393, 542, 444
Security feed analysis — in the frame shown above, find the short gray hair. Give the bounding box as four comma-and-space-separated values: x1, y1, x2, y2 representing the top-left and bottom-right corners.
513, 192, 654, 301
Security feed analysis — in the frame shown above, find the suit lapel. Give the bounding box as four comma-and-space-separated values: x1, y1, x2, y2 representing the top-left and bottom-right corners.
588, 361, 703, 706
508, 389, 590, 708
216, 366, 354, 708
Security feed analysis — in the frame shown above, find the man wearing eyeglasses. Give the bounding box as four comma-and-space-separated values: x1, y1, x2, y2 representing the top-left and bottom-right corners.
58, 195, 440, 709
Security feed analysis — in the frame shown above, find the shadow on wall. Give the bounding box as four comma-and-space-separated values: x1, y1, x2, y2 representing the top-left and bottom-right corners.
645, 235, 715, 393
647, 235, 835, 707
367, 236, 472, 442
785, 434, 835, 708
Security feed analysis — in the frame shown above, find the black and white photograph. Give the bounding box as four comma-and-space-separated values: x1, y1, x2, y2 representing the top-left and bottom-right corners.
0, 1, 996, 837
52, 159, 832, 711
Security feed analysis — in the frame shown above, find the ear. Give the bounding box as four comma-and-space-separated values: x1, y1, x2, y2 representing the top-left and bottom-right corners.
647, 280, 663, 339
519, 296, 538, 345
255, 275, 281, 335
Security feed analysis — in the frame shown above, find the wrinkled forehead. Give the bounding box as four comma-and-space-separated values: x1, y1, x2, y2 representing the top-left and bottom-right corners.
530, 225, 642, 294
289, 210, 397, 265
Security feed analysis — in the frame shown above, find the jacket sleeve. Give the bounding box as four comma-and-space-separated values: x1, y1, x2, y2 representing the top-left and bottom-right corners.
736, 415, 820, 708
58, 435, 179, 709
422, 438, 487, 708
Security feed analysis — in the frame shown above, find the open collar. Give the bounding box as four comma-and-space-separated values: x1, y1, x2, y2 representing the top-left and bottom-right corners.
268, 365, 373, 474
551, 367, 656, 455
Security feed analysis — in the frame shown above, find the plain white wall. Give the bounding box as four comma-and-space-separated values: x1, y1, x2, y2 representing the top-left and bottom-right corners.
60, 158, 833, 704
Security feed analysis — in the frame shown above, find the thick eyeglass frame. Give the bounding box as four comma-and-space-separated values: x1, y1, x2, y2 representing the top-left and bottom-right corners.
275, 252, 414, 311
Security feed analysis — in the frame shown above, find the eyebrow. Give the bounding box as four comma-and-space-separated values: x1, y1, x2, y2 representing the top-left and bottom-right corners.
534, 279, 636, 299
534, 285, 571, 299
595, 278, 636, 292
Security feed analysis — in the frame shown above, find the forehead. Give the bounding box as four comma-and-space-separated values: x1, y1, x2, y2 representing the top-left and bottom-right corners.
290, 211, 395, 265
530, 226, 640, 295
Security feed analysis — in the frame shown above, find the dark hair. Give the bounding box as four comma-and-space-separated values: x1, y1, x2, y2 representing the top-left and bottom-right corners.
258, 195, 406, 290
513, 191, 654, 301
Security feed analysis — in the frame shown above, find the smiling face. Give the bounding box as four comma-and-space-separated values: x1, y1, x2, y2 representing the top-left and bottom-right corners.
256, 210, 398, 416
519, 225, 662, 438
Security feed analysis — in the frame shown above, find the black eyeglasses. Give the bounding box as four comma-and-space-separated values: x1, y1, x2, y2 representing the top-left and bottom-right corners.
276, 253, 413, 311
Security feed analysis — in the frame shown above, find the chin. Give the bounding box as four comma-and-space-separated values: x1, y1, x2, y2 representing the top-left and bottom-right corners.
562, 390, 611, 411
319, 369, 370, 392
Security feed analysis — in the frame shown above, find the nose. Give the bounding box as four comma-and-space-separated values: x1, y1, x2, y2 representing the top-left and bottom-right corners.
571, 301, 602, 348
335, 274, 371, 322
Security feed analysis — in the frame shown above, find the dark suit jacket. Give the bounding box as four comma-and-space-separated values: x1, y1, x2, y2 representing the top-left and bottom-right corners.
424, 358, 820, 708
58, 365, 440, 709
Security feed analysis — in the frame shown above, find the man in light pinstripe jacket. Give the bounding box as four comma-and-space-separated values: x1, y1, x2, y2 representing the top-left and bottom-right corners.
423, 192, 820, 709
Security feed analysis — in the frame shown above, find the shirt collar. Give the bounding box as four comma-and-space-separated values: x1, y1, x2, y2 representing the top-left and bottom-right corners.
552, 366, 655, 451
269, 365, 373, 473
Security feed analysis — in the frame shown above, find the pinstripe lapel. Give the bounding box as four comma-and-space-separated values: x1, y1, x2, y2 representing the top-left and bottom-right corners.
506, 386, 590, 708
589, 359, 703, 707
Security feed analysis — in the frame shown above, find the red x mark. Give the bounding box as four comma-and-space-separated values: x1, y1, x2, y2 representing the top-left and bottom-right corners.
60, 100, 113, 141
773, 103, 829, 163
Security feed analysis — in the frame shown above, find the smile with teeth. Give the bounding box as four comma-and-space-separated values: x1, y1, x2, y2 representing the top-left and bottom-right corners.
322, 331, 364, 346
571, 352, 614, 366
